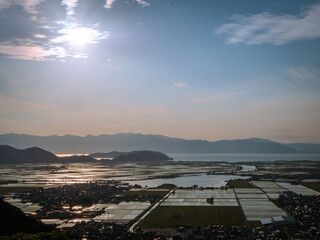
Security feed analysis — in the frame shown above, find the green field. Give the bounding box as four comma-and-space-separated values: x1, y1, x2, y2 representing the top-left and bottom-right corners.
137, 206, 246, 228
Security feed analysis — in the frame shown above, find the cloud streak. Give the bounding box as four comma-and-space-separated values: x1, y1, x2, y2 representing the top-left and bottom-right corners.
61, 0, 78, 15
174, 82, 189, 88
286, 67, 320, 84
104, 0, 149, 9
104, 0, 116, 9
0, 41, 67, 61
136, 0, 150, 8
215, 3, 320, 45
0, 0, 43, 13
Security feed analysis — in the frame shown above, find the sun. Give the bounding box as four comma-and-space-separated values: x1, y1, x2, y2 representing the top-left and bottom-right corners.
61, 27, 94, 46
51, 23, 110, 47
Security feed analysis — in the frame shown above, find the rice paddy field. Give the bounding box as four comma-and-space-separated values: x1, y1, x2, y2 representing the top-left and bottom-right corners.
136, 181, 320, 229
93, 202, 151, 224
137, 206, 246, 228
137, 189, 245, 228
161, 189, 237, 207
276, 182, 319, 196
4, 197, 42, 214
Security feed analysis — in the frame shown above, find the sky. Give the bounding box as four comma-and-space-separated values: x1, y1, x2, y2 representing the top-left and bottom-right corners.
0, 0, 320, 143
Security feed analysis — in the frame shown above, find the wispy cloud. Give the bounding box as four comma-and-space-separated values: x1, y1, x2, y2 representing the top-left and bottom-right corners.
0, 41, 67, 61
174, 82, 189, 88
33, 34, 47, 39
0, 0, 43, 14
286, 67, 320, 83
136, 0, 150, 8
107, 65, 120, 70
104, 0, 116, 9
73, 53, 88, 59
61, 0, 78, 15
215, 3, 320, 45
104, 0, 149, 9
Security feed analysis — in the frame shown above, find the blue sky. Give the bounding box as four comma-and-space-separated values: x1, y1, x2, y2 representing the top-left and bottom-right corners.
0, 0, 320, 143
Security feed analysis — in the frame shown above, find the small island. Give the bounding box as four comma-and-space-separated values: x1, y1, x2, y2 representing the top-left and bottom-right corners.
111, 150, 173, 162
89, 151, 127, 158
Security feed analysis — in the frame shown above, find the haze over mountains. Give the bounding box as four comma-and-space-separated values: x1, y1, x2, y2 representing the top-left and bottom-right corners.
0, 133, 319, 154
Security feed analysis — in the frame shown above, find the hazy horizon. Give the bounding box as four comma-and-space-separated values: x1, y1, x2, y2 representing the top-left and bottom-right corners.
1, 132, 320, 144
1, 0, 320, 143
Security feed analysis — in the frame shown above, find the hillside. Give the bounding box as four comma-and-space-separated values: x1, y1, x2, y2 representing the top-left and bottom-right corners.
0, 145, 96, 164
0, 198, 52, 236
0, 133, 302, 154
0, 145, 58, 164
287, 143, 320, 153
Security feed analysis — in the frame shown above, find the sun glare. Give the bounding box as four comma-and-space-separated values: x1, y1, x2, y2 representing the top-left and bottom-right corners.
63, 27, 93, 46
51, 23, 110, 47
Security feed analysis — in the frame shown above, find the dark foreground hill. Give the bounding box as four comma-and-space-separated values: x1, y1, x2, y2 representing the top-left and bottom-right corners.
112, 151, 172, 162
0, 198, 52, 236
0, 133, 307, 154
0, 145, 96, 164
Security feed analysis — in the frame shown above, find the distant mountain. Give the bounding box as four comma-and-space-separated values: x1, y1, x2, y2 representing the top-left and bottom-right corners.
0, 145, 96, 164
0, 133, 303, 154
112, 151, 172, 162
89, 151, 128, 158
287, 143, 320, 153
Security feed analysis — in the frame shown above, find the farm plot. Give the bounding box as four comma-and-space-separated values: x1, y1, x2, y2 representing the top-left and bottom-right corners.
162, 189, 237, 206
239, 199, 287, 222
249, 181, 287, 199
137, 206, 246, 228
233, 187, 288, 225
300, 181, 320, 192
93, 201, 150, 224
276, 182, 319, 196
168, 189, 236, 199
250, 181, 283, 189
161, 198, 238, 207
4, 198, 42, 214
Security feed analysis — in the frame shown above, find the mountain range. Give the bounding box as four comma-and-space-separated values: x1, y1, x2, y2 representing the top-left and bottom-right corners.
0, 133, 319, 154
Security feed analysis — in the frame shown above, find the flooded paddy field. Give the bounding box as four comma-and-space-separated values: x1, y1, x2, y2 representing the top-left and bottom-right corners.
1, 159, 319, 193
0, 161, 245, 193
